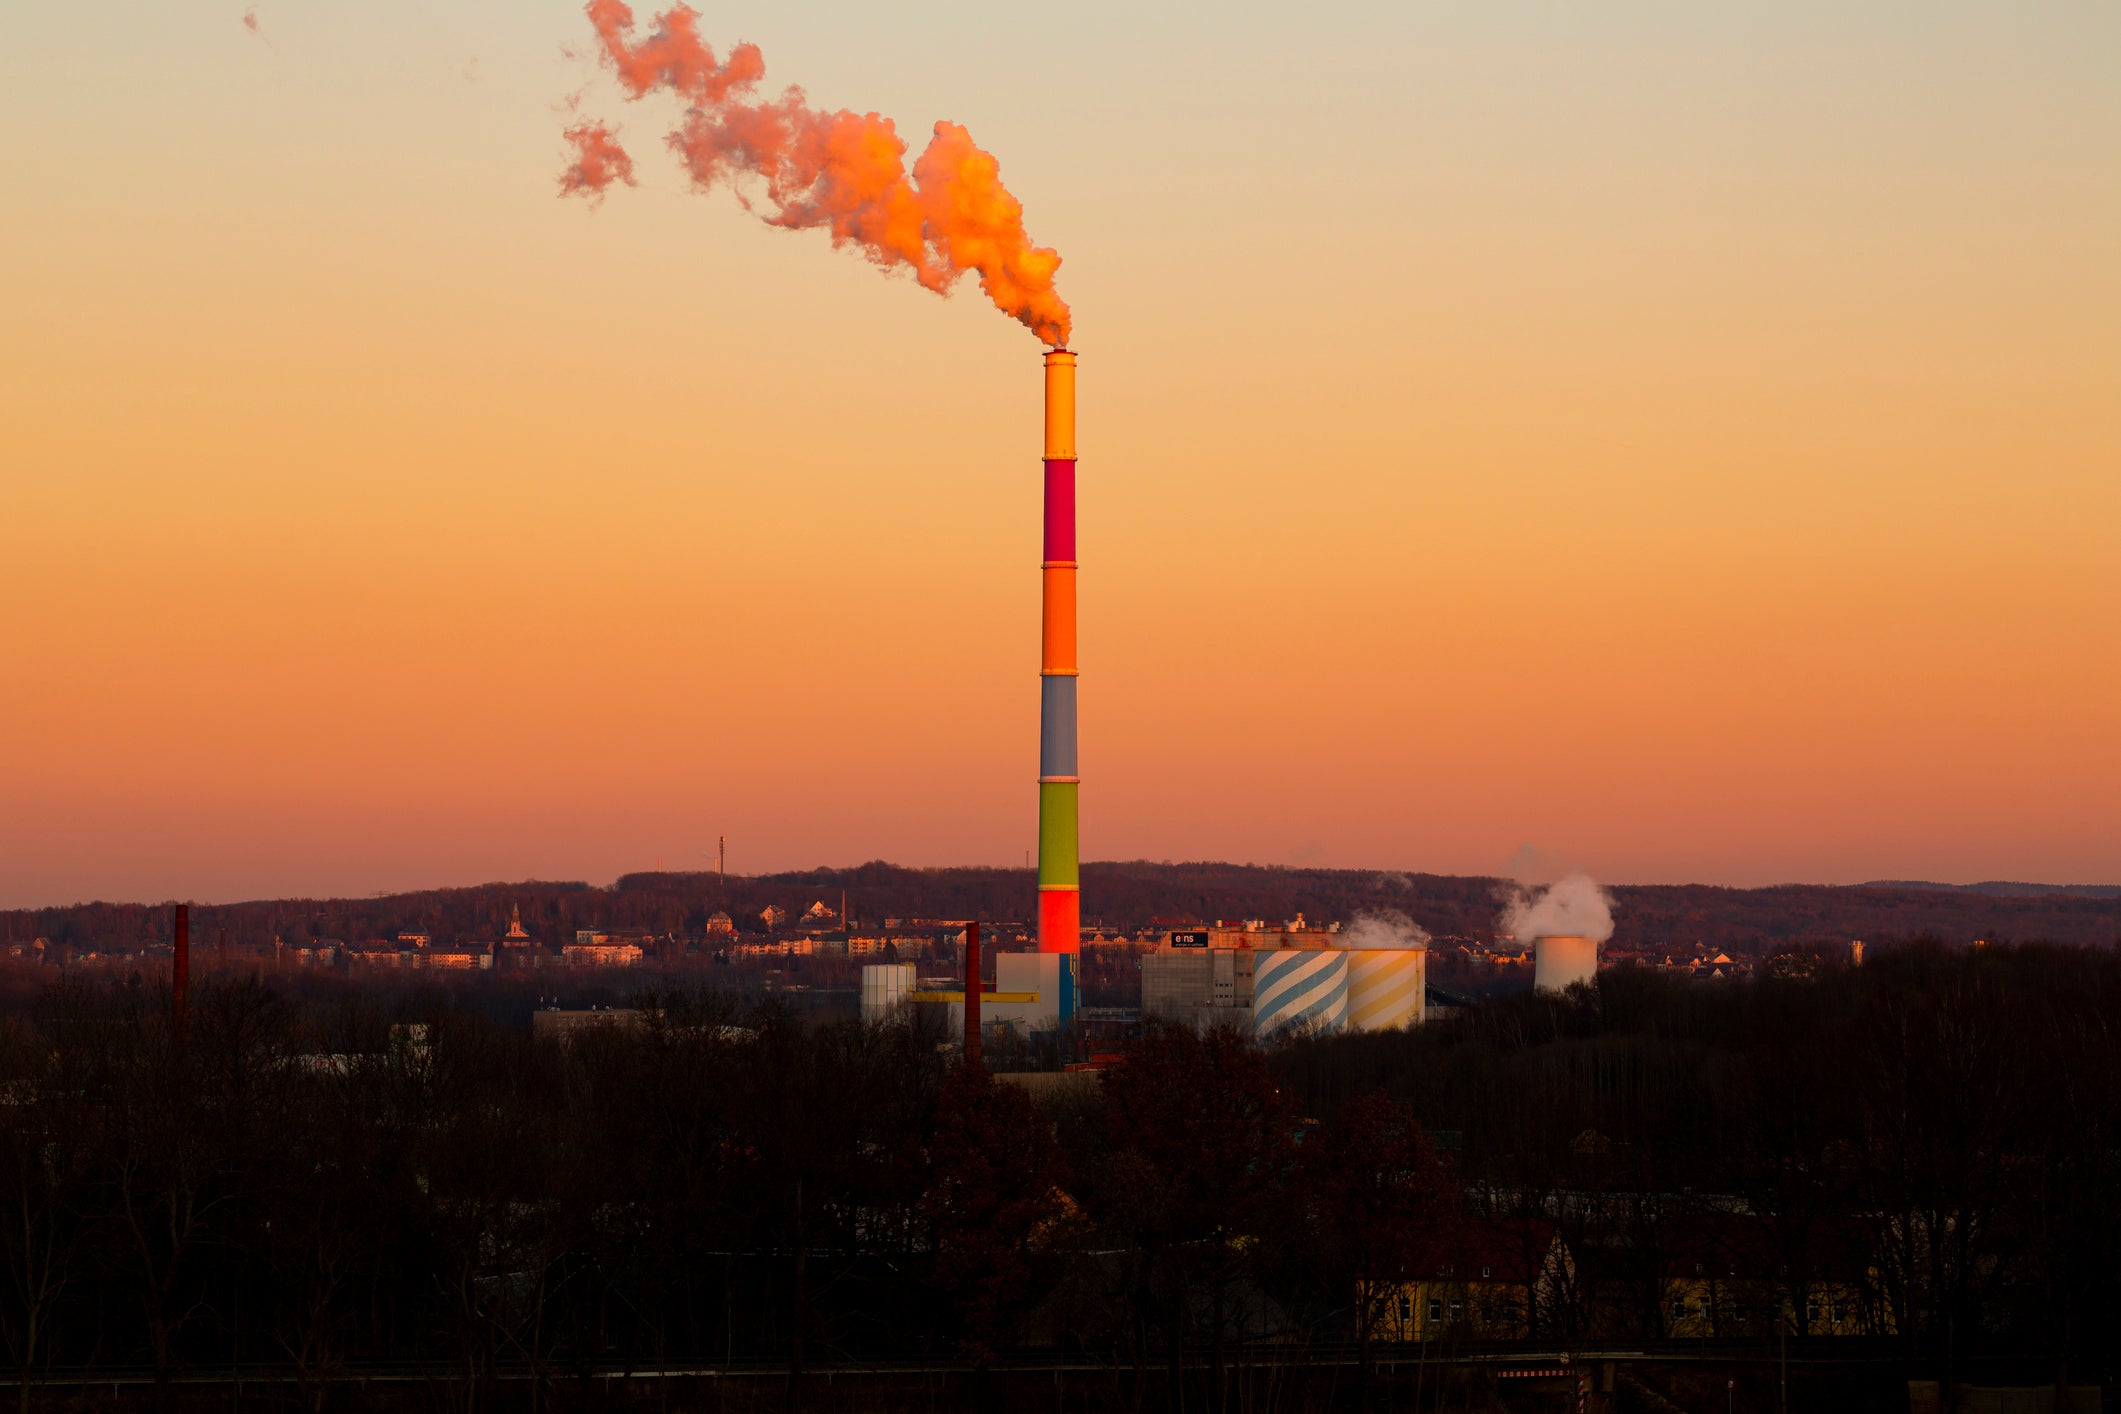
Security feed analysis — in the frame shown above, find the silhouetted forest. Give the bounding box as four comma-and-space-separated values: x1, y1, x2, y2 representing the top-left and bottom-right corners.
6, 862, 2115, 957
0, 942, 2112, 1411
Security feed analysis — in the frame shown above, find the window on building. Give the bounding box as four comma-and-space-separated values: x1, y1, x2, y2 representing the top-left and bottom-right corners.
1428, 1299, 1443, 1323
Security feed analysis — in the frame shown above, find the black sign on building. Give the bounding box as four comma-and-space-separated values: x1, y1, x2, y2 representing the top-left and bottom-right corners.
1169, 931, 1210, 949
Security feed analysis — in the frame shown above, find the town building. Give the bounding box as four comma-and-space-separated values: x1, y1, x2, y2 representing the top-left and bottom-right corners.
1382, 1218, 1575, 1342
562, 942, 644, 967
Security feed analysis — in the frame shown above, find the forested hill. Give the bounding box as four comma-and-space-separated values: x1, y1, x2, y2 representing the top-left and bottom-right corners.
4, 861, 2116, 954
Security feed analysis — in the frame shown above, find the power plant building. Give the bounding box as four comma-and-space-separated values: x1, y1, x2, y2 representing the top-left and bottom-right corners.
1142, 949, 1255, 1030
1206, 917, 1339, 951
1345, 949, 1427, 1031
1253, 948, 1350, 1036
985, 952, 1076, 1034
1143, 939, 1426, 1037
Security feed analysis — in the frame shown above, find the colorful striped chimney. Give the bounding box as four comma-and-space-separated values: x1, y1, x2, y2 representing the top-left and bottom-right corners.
1038, 350, 1079, 955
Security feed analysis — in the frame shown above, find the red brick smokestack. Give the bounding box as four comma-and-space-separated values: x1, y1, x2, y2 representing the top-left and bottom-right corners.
172, 904, 190, 1031
963, 921, 981, 1069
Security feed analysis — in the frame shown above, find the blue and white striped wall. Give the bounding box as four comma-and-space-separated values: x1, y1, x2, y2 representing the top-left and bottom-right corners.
1252, 949, 1349, 1036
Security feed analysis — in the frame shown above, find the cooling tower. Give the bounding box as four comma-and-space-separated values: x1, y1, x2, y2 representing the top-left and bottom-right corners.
1037, 349, 1080, 954
1533, 934, 1598, 993
1252, 949, 1348, 1036
1345, 949, 1426, 1031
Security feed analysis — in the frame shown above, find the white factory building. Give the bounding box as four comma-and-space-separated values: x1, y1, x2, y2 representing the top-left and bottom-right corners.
860, 953, 1076, 1038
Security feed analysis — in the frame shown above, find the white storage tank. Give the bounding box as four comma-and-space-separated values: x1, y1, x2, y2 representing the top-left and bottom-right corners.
1533, 935, 1597, 993
860, 962, 917, 1023
1345, 949, 1426, 1031
1252, 949, 1349, 1037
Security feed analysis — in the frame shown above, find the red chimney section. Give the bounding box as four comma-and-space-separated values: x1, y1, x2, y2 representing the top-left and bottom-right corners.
963, 920, 981, 1069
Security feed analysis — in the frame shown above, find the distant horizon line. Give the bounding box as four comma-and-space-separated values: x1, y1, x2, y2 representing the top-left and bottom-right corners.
3, 861, 2116, 915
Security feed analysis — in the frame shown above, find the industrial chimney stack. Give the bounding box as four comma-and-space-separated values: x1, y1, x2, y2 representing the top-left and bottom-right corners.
1037, 349, 1080, 955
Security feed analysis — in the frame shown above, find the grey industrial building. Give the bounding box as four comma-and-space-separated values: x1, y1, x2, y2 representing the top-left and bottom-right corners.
1141, 948, 1255, 1031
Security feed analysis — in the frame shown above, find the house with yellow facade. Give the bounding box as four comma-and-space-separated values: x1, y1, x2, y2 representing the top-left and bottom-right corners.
1658, 1214, 1877, 1338
1379, 1217, 1576, 1342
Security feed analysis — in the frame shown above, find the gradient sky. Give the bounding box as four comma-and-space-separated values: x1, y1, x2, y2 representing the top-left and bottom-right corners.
3, 1, 2117, 908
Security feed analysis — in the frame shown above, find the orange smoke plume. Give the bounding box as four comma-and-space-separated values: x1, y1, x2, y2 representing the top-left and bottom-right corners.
560, 121, 637, 200
563, 0, 1069, 346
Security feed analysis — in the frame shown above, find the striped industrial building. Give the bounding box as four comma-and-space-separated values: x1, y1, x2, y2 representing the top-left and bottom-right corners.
1142, 943, 1427, 1036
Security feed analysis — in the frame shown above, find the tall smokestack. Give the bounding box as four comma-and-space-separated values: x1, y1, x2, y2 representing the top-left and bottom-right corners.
963, 920, 982, 1068
1038, 349, 1080, 955
172, 904, 190, 1031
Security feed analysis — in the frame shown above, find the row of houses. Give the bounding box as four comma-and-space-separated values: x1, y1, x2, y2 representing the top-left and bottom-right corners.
1375, 1211, 1875, 1343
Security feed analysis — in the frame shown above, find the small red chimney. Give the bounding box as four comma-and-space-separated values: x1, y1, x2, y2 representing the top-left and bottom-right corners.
963, 920, 981, 1069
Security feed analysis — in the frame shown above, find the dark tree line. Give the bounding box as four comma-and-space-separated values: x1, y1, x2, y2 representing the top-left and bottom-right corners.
0, 976, 1457, 1412
1275, 942, 2121, 1392
0, 942, 2112, 1411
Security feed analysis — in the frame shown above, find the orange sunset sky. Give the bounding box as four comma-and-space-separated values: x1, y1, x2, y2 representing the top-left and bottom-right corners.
3, 2, 2117, 908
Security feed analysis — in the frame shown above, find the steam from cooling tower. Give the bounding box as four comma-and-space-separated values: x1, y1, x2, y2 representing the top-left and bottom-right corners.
1501, 871, 1615, 947
561, 0, 1071, 346
1342, 909, 1431, 951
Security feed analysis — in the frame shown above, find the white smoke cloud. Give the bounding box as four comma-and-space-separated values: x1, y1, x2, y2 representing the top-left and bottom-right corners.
1500, 872, 1615, 946
1342, 909, 1431, 950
